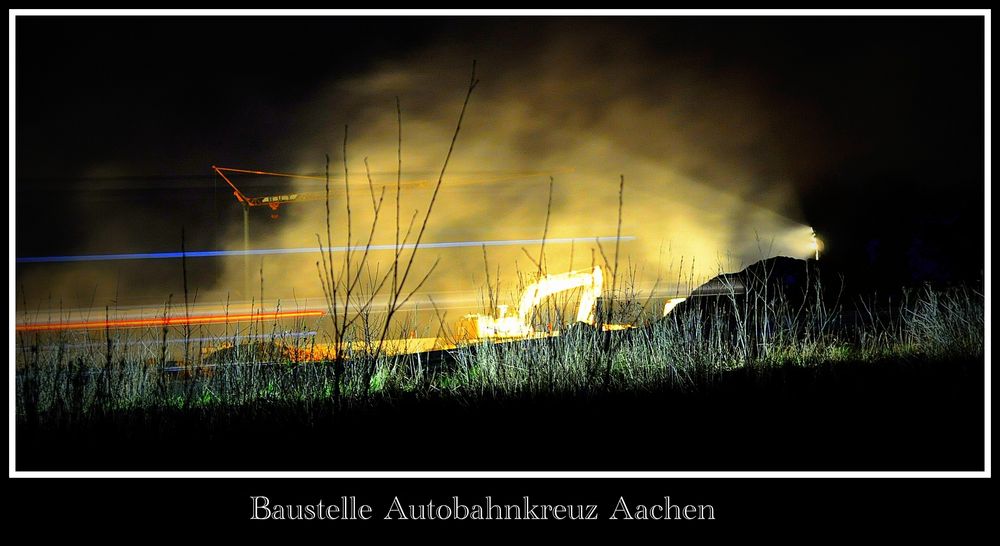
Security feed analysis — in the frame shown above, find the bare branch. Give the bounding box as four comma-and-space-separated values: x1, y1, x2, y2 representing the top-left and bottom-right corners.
394, 60, 479, 306
520, 247, 540, 271
537, 175, 554, 276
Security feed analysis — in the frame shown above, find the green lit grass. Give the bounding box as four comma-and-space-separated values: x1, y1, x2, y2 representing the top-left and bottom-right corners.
14, 280, 984, 426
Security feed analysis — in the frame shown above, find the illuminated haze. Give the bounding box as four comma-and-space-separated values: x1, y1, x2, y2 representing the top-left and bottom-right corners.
216, 25, 815, 315
20, 21, 820, 326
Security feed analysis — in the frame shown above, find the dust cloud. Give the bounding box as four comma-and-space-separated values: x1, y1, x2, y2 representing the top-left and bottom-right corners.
19, 21, 818, 328
215, 22, 816, 320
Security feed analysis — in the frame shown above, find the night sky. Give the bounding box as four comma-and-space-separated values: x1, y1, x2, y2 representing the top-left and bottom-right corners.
15, 16, 986, 301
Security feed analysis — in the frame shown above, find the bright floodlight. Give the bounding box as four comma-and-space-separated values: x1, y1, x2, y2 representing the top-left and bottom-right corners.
810, 229, 821, 260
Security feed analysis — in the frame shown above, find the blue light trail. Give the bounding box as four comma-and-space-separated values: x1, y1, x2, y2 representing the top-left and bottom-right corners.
17, 236, 635, 264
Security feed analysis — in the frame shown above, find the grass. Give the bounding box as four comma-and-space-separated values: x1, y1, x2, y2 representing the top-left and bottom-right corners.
13, 273, 985, 471
14, 275, 985, 424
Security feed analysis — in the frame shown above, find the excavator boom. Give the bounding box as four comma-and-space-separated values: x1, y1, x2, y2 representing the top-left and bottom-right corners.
517, 266, 604, 325
458, 266, 604, 340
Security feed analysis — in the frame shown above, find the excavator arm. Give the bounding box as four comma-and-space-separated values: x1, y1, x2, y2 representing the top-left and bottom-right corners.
517, 266, 604, 326
458, 266, 605, 340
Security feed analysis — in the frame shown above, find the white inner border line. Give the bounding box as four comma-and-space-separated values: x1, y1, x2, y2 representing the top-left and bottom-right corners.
8, 8, 991, 479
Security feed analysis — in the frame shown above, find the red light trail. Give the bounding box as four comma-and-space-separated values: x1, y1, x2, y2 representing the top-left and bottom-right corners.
15, 309, 325, 332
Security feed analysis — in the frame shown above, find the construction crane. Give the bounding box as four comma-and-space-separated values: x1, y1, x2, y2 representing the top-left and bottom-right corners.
214, 165, 356, 298
212, 165, 572, 299
212, 166, 573, 212
212, 166, 338, 213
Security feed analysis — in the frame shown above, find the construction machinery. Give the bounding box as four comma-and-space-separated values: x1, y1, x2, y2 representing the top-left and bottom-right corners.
211, 165, 573, 298
458, 266, 604, 340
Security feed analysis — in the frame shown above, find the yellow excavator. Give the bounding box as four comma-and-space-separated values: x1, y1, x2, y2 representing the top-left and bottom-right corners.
457, 266, 605, 340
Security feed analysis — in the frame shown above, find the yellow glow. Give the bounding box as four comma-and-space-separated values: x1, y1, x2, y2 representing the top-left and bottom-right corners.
279, 337, 451, 361
601, 323, 632, 331
662, 297, 687, 316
